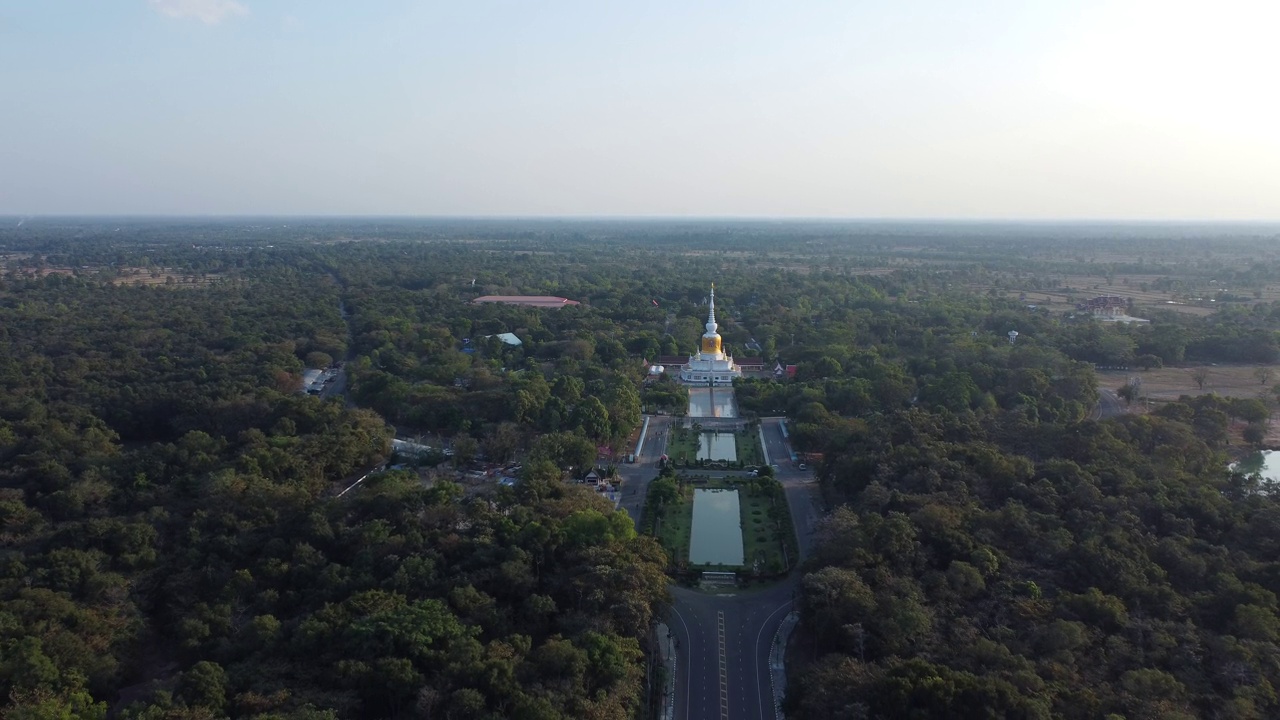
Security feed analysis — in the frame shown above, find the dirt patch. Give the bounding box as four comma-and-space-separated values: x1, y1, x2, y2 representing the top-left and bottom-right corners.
1097, 365, 1279, 402
110, 268, 224, 287
1099, 365, 1280, 445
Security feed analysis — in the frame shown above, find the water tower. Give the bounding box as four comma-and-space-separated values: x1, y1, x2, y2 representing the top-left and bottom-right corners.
1008, 330, 1019, 345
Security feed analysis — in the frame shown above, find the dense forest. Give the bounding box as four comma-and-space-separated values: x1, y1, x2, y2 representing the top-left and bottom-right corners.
791, 403, 1280, 719
0, 236, 668, 719
3, 218, 1280, 718
777, 313, 1280, 715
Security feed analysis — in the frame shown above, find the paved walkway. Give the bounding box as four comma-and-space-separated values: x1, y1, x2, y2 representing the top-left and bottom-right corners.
657, 621, 676, 720
769, 612, 799, 719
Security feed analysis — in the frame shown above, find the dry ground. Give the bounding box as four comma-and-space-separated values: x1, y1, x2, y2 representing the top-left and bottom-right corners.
1096, 365, 1279, 402
973, 272, 1280, 318
109, 267, 224, 286
1097, 364, 1280, 447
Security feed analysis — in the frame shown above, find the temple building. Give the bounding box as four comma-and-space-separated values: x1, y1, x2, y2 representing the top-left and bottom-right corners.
678, 284, 743, 385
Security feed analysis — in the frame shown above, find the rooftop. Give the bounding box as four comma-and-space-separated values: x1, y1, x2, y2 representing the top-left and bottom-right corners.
472, 295, 580, 308
485, 332, 523, 346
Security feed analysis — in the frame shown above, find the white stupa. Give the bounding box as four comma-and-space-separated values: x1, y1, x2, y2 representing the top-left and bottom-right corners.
679, 284, 742, 385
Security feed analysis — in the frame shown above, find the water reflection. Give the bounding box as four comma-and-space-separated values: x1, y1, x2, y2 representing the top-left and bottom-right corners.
689, 488, 744, 566
1233, 450, 1280, 484
697, 432, 738, 461
687, 387, 738, 418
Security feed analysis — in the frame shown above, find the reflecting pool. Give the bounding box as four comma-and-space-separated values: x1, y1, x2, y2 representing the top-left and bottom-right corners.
697, 432, 738, 461
689, 488, 745, 566
687, 387, 738, 418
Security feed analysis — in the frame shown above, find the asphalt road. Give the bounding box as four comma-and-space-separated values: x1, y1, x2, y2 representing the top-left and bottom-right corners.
319, 368, 347, 403
628, 415, 821, 720
670, 583, 796, 720
618, 415, 674, 526
1093, 388, 1125, 420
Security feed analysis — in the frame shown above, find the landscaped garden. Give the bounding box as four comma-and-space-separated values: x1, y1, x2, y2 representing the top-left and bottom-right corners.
739, 480, 792, 574
732, 427, 766, 466
652, 482, 693, 566
642, 467, 796, 575
665, 421, 768, 468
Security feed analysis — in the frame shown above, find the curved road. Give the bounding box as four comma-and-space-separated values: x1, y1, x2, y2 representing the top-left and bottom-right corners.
669, 583, 796, 720
1092, 388, 1125, 420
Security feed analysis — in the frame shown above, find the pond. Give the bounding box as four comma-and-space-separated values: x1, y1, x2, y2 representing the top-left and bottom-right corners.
687, 386, 738, 418
697, 432, 738, 461
1232, 450, 1280, 485
689, 488, 745, 566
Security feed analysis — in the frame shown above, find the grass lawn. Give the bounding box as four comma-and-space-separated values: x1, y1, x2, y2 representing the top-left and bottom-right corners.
669, 424, 768, 466
739, 484, 791, 574
655, 486, 693, 565
734, 428, 765, 466
666, 426, 701, 464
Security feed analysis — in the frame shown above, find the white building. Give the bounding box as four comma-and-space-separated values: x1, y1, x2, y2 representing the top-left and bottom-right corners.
679, 284, 742, 385
485, 332, 523, 346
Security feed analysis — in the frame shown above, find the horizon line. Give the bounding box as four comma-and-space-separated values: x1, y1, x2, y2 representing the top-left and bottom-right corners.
4, 214, 1280, 225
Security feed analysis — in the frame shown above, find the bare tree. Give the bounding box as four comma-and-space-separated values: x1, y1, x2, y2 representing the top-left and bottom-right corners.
1255, 366, 1275, 386
415, 686, 441, 719
1191, 367, 1211, 391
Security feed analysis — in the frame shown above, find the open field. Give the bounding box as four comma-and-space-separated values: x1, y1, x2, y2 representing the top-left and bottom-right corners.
1097, 364, 1280, 402
2, 260, 224, 287
973, 273, 1280, 318
109, 267, 225, 286
1098, 364, 1280, 448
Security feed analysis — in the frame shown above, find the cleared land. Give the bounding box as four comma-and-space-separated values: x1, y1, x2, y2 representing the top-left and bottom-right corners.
1098, 364, 1280, 446
1096, 364, 1280, 402
973, 274, 1280, 318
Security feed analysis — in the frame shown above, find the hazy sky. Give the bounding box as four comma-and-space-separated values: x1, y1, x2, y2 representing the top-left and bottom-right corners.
2, 0, 1277, 218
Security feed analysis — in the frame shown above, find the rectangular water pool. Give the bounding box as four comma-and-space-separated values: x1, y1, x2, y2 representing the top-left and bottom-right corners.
688, 488, 745, 566
687, 387, 739, 418
696, 432, 738, 461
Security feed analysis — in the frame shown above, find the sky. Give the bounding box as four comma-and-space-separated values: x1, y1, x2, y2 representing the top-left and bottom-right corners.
1, 0, 1278, 219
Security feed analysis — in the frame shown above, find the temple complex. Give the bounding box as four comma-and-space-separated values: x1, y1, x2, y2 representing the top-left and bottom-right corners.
678, 284, 743, 385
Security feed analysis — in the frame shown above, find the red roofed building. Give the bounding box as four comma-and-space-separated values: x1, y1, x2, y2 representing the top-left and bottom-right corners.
472, 295, 581, 308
